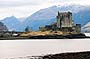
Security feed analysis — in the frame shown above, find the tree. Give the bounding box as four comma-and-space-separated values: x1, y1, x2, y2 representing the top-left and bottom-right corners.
25, 26, 30, 32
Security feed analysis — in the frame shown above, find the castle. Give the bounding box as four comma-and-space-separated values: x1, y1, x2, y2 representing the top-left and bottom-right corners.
39, 11, 81, 33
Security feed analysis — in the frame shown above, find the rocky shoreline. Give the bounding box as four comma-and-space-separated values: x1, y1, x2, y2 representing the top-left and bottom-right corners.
29, 33, 89, 39
42, 51, 90, 59
0, 33, 89, 40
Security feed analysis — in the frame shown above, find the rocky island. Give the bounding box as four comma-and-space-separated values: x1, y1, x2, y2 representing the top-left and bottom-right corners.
0, 12, 89, 39
19, 12, 89, 39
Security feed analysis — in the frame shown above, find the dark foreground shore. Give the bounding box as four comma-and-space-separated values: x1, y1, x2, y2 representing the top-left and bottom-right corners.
4, 51, 90, 59
9, 51, 90, 59
42, 51, 90, 59
0, 33, 90, 40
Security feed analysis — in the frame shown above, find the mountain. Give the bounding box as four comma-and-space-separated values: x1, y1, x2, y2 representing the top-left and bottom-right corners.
73, 9, 90, 26
0, 16, 21, 31
1, 4, 90, 31
29, 5, 88, 20
0, 22, 8, 31
23, 5, 90, 31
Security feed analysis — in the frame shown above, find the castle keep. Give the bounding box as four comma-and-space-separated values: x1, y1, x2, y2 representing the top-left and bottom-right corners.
39, 11, 81, 33
57, 12, 73, 28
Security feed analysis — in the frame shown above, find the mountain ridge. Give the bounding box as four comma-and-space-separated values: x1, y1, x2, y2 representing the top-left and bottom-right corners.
1, 4, 90, 32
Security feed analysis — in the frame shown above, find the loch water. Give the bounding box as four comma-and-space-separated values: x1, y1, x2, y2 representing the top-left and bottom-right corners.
0, 33, 90, 59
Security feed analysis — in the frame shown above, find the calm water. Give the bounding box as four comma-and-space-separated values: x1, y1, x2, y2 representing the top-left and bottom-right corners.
0, 39, 90, 59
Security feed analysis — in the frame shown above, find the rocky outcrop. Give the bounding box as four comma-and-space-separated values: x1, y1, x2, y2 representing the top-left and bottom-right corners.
0, 22, 8, 31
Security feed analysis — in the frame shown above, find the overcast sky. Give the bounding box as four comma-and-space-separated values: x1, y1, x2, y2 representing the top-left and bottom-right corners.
0, 0, 90, 20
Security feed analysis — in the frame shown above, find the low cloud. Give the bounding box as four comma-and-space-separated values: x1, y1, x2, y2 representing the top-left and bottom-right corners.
0, 0, 90, 20
0, 0, 51, 7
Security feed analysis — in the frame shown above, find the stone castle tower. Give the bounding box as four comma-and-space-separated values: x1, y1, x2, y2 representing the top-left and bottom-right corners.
56, 12, 73, 29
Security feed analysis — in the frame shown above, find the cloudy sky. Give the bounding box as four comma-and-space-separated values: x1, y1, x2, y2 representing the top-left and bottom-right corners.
0, 0, 90, 20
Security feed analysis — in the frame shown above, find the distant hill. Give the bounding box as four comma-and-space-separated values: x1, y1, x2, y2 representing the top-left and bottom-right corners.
1, 5, 90, 31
